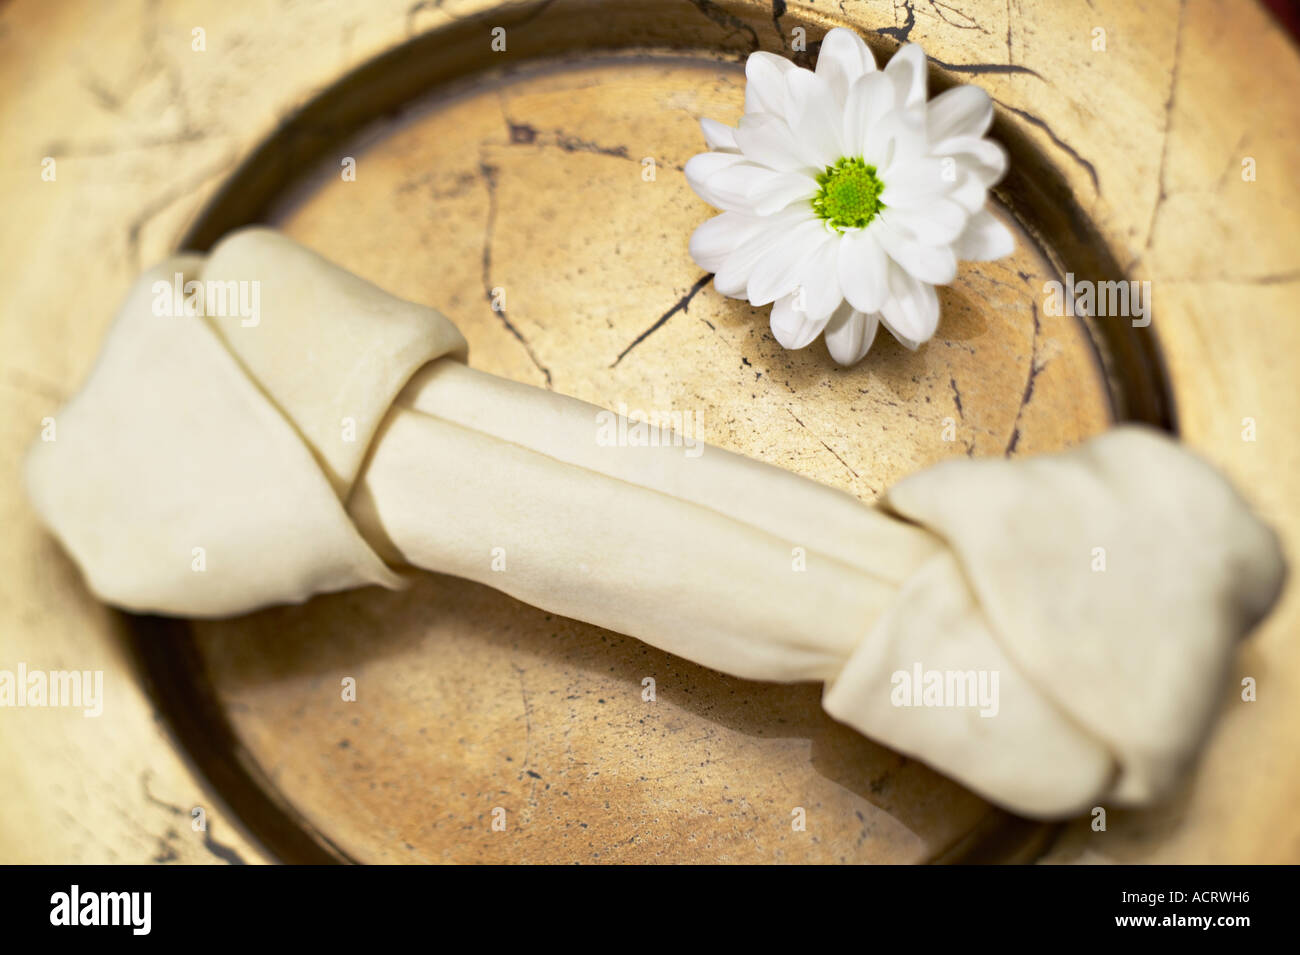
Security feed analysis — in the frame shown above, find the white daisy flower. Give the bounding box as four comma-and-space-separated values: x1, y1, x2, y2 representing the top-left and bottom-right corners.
685, 29, 1016, 365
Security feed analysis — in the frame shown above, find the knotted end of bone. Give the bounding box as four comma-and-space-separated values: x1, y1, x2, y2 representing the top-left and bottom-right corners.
824, 433, 1285, 816
25, 228, 465, 615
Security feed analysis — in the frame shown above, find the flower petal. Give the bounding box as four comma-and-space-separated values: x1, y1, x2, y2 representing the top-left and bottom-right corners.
712, 269, 750, 299
952, 208, 1016, 261
926, 85, 993, 144
770, 292, 833, 349
877, 217, 958, 284
684, 151, 749, 207
689, 211, 765, 273
862, 108, 927, 169
784, 68, 846, 167
883, 42, 928, 110
842, 72, 895, 158
934, 135, 1009, 187
879, 157, 954, 207
823, 302, 880, 365
745, 51, 797, 117
880, 266, 940, 346
734, 113, 819, 173
700, 118, 740, 152
792, 235, 845, 323
714, 207, 814, 296
705, 163, 819, 216
748, 220, 834, 306
947, 169, 989, 213
838, 228, 890, 314
879, 198, 968, 246
815, 27, 877, 107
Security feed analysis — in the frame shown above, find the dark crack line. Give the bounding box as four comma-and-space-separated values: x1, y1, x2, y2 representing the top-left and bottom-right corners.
1214, 131, 1250, 193
513, 664, 540, 813
80, 73, 123, 111
927, 0, 988, 32
499, 102, 687, 172
877, 0, 918, 41
407, 0, 556, 34
930, 57, 1042, 78
405, 0, 451, 32
479, 159, 553, 388
551, 131, 630, 160
201, 825, 248, 865
687, 0, 760, 51
514, 664, 534, 770
1160, 269, 1300, 285
42, 129, 213, 159
772, 0, 789, 49
141, 771, 247, 865
949, 376, 964, 418
142, 771, 185, 816
151, 835, 179, 865
874, 1, 1043, 85
1004, 303, 1043, 456
992, 98, 1100, 193
1005, 0, 1014, 61
1143, 0, 1187, 254
611, 273, 712, 367
788, 409, 862, 481
1224, 269, 1300, 285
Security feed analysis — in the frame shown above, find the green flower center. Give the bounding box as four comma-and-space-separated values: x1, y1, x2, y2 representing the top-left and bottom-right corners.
811, 157, 885, 231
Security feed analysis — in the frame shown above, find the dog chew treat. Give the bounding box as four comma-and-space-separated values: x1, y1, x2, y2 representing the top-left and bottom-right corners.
24, 228, 1285, 819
